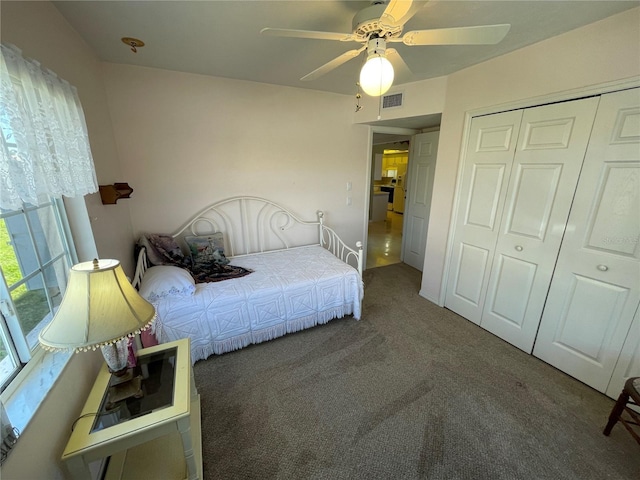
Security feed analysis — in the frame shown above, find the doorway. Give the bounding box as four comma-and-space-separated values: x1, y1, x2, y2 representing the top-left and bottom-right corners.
366, 121, 441, 271
367, 135, 410, 269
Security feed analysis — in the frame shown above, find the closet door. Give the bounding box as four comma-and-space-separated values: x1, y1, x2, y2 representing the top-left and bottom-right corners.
533, 88, 640, 392
479, 97, 600, 352
445, 110, 523, 323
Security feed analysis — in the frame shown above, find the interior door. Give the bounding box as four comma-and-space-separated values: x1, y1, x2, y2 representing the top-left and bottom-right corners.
533, 88, 640, 392
445, 110, 523, 323
479, 97, 600, 352
401, 131, 439, 271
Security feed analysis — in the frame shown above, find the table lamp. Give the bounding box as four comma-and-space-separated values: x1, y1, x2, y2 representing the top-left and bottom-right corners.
38, 258, 156, 377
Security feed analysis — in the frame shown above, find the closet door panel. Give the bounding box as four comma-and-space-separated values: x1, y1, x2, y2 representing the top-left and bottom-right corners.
505, 164, 562, 239
487, 255, 537, 327
551, 276, 629, 359
533, 88, 640, 393
445, 111, 523, 323
451, 243, 490, 308
480, 97, 600, 352
466, 164, 506, 229
586, 163, 639, 254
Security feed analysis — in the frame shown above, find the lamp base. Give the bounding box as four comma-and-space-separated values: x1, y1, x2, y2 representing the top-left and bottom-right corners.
110, 366, 129, 377
101, 338, 131, 375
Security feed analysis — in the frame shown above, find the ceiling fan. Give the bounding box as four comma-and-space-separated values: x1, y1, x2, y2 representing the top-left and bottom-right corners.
261, 0, 510, 96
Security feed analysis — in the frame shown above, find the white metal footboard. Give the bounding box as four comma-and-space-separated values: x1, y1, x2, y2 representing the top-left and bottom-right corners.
318, 211, 363, 277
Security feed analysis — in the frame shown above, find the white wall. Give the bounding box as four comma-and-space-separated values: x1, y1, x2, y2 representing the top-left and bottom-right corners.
1, 0, 136, 275
420, 7, 640, 303
1, 350, 103, 480
354, 76, 447, 125
101, 63, 371, 250
0, 1, 122, 478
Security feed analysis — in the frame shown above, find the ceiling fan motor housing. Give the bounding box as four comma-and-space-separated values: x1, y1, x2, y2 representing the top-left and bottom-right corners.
366, 37, 388, 59
352, 3, 403, 39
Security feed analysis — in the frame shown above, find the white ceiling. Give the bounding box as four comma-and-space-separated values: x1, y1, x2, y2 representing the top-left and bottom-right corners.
52, 0, 638, 99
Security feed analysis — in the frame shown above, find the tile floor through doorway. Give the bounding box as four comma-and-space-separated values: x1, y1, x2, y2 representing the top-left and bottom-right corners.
367, 210, 404, 269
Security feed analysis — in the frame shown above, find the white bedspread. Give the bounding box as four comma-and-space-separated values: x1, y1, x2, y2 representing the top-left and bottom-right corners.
149, 245, 363, 363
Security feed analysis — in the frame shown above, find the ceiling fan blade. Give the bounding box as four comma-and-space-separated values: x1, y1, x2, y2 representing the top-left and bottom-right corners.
402, 24, 511, 46
260, 28, 356, 42
386, 48, 413, 79
379, 0, 429, 31
300, 46, 366, 81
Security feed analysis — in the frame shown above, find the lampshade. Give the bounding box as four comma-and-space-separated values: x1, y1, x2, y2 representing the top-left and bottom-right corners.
39, 259, 155, 352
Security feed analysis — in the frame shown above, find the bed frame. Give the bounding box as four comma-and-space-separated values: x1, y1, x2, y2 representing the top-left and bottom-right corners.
132, 197, 364, 361
133, 196, 363, 288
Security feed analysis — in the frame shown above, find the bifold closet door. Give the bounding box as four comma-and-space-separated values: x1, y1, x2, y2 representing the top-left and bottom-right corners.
444, 110, 523, 323
478, 97, 600, 352
533, 88, 640, 393
445, 97, 599, 339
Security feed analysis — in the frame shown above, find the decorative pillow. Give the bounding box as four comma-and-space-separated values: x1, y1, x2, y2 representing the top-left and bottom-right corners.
137, 234, 186, 266
138, 266, 196, 302
184, 233, 230, 268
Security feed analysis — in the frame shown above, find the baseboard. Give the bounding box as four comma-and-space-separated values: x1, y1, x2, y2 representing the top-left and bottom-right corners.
419, 289, 441, 306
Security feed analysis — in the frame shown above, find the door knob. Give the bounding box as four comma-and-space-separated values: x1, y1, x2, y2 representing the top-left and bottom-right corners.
597, 264, 609, 272
515, 245, 523, 252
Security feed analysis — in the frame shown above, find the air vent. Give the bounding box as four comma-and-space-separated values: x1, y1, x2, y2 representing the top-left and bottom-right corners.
382, 92, 403, 109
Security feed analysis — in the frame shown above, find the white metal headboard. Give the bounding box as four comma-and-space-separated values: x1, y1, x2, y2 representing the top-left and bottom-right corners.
165, 196, 362, 275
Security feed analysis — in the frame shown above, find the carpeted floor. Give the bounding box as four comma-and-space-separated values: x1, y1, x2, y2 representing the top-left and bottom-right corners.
193, 263, 640, 479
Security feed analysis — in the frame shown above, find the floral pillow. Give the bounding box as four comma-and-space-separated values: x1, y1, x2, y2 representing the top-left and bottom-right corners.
184, 233, 230, 269
137, 234, 186, 266
138, 266, 196, 302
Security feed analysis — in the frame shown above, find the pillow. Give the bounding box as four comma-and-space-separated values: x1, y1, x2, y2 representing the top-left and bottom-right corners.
138, 266, 196, 302
184, 233, 230, 268
137, 234, 185, 266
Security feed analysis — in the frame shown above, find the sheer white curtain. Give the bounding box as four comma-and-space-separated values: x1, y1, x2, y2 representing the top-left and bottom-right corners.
0, 43, 98, 210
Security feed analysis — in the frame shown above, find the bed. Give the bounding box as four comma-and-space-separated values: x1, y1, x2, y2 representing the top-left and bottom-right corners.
132, 196, 364, 363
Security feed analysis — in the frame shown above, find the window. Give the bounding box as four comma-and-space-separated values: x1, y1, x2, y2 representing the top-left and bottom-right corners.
0, 42, 98, 460
0, 196, 77, 390
1, 42, 98, 392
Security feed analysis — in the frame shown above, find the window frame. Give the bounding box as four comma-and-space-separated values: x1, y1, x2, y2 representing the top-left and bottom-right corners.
0, 196, 78, 393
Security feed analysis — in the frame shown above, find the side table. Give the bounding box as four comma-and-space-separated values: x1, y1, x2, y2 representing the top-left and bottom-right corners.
62, 338, 202, 480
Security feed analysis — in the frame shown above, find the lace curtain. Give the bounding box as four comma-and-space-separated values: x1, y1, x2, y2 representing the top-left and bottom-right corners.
0, 43, 98, 210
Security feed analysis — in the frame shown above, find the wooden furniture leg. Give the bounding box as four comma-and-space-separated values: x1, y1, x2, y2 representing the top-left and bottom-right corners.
603, 377, 640, 444
604, 390, 630, 436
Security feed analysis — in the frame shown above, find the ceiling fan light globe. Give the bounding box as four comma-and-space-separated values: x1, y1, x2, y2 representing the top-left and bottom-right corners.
359, 55, 394, 97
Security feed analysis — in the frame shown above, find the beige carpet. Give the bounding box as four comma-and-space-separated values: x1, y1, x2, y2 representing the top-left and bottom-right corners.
194, 263, 640, 479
